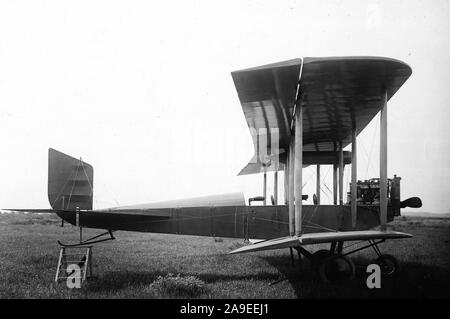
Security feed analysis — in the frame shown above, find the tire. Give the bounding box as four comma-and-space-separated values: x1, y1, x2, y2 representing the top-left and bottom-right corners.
375, 254, 399, 276
311, 249, 332, 271
319, 254, 356, 283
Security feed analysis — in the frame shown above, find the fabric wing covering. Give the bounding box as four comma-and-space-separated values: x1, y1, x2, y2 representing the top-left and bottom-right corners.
228, 230, 412, 255
232, 56, 412, 175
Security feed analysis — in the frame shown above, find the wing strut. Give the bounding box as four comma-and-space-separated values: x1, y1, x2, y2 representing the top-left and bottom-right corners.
294, 100, 303, 236
284, 159, 289, 206
333, 164, 338, 205
288, 139, 295, 235
339, 142, 344, 205
380, 90, 388, 230
351, 129, 357, 229
316, 164, 321, 204
273, 169, 278, 205
263, 170, 267, 205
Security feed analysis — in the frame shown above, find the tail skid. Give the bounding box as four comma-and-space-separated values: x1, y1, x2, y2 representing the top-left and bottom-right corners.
57, 229, 115, 247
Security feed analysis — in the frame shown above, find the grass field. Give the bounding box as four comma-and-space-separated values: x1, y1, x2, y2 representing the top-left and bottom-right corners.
0, 212, 449, 299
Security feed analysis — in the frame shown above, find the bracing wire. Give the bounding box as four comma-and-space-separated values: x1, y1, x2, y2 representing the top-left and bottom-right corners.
80, 159, 99, 209
66, 164, 80, 209
51, 169, 75, 208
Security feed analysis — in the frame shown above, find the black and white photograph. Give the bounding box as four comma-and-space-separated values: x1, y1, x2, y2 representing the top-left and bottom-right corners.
0, 0, 448, 307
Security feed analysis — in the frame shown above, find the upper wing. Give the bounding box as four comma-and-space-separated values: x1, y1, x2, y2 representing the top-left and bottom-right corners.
232, 56, 412, 175
238, 150, 352, 175
232, 59, 302, 175
228, 230, 412, 254
300, 57, 412, 151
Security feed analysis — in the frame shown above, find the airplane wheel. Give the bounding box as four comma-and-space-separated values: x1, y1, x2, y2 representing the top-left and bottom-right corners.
375, 254, 399, 276
319, 255, 355, 283
311, 249, 332, 271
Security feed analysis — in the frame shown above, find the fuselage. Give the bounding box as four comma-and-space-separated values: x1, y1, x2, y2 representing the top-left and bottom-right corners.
57, 203, 394, 240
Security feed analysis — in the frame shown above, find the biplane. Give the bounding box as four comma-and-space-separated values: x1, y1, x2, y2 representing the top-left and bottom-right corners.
5, 56, 422, 283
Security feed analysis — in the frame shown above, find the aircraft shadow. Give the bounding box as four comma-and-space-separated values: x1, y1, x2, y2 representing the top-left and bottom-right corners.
81, 252, 450, 298
261, 252, 450, 298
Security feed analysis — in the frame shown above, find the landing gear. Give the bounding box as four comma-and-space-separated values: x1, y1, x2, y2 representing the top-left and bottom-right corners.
311, 249, 332, 271
319, 254, 356, 283
375, 254, 399, 276
291, 239, 400, 283
315, 241, 355, 283
370, 240, 399, 276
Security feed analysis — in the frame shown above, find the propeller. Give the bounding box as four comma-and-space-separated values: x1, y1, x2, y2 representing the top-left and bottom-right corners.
400, 197, 422, 209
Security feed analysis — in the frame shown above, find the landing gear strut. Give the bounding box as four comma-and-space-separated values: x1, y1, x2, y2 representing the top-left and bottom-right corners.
319, 254, 356, 283
289, 239, 400, 283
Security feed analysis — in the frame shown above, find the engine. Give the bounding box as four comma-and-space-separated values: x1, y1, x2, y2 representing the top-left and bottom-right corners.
346, 175, 402, 216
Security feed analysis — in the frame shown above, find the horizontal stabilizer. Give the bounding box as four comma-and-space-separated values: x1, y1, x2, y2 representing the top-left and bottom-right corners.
1, 209, 58, 214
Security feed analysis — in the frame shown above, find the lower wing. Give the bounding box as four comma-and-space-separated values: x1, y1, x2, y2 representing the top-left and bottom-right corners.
228, 230, 412, 254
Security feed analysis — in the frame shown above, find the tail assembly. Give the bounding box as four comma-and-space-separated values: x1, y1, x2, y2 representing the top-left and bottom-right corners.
48, 148, 93, 211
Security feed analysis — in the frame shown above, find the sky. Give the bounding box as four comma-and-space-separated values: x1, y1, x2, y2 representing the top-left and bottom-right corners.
0, 0, 448, 213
